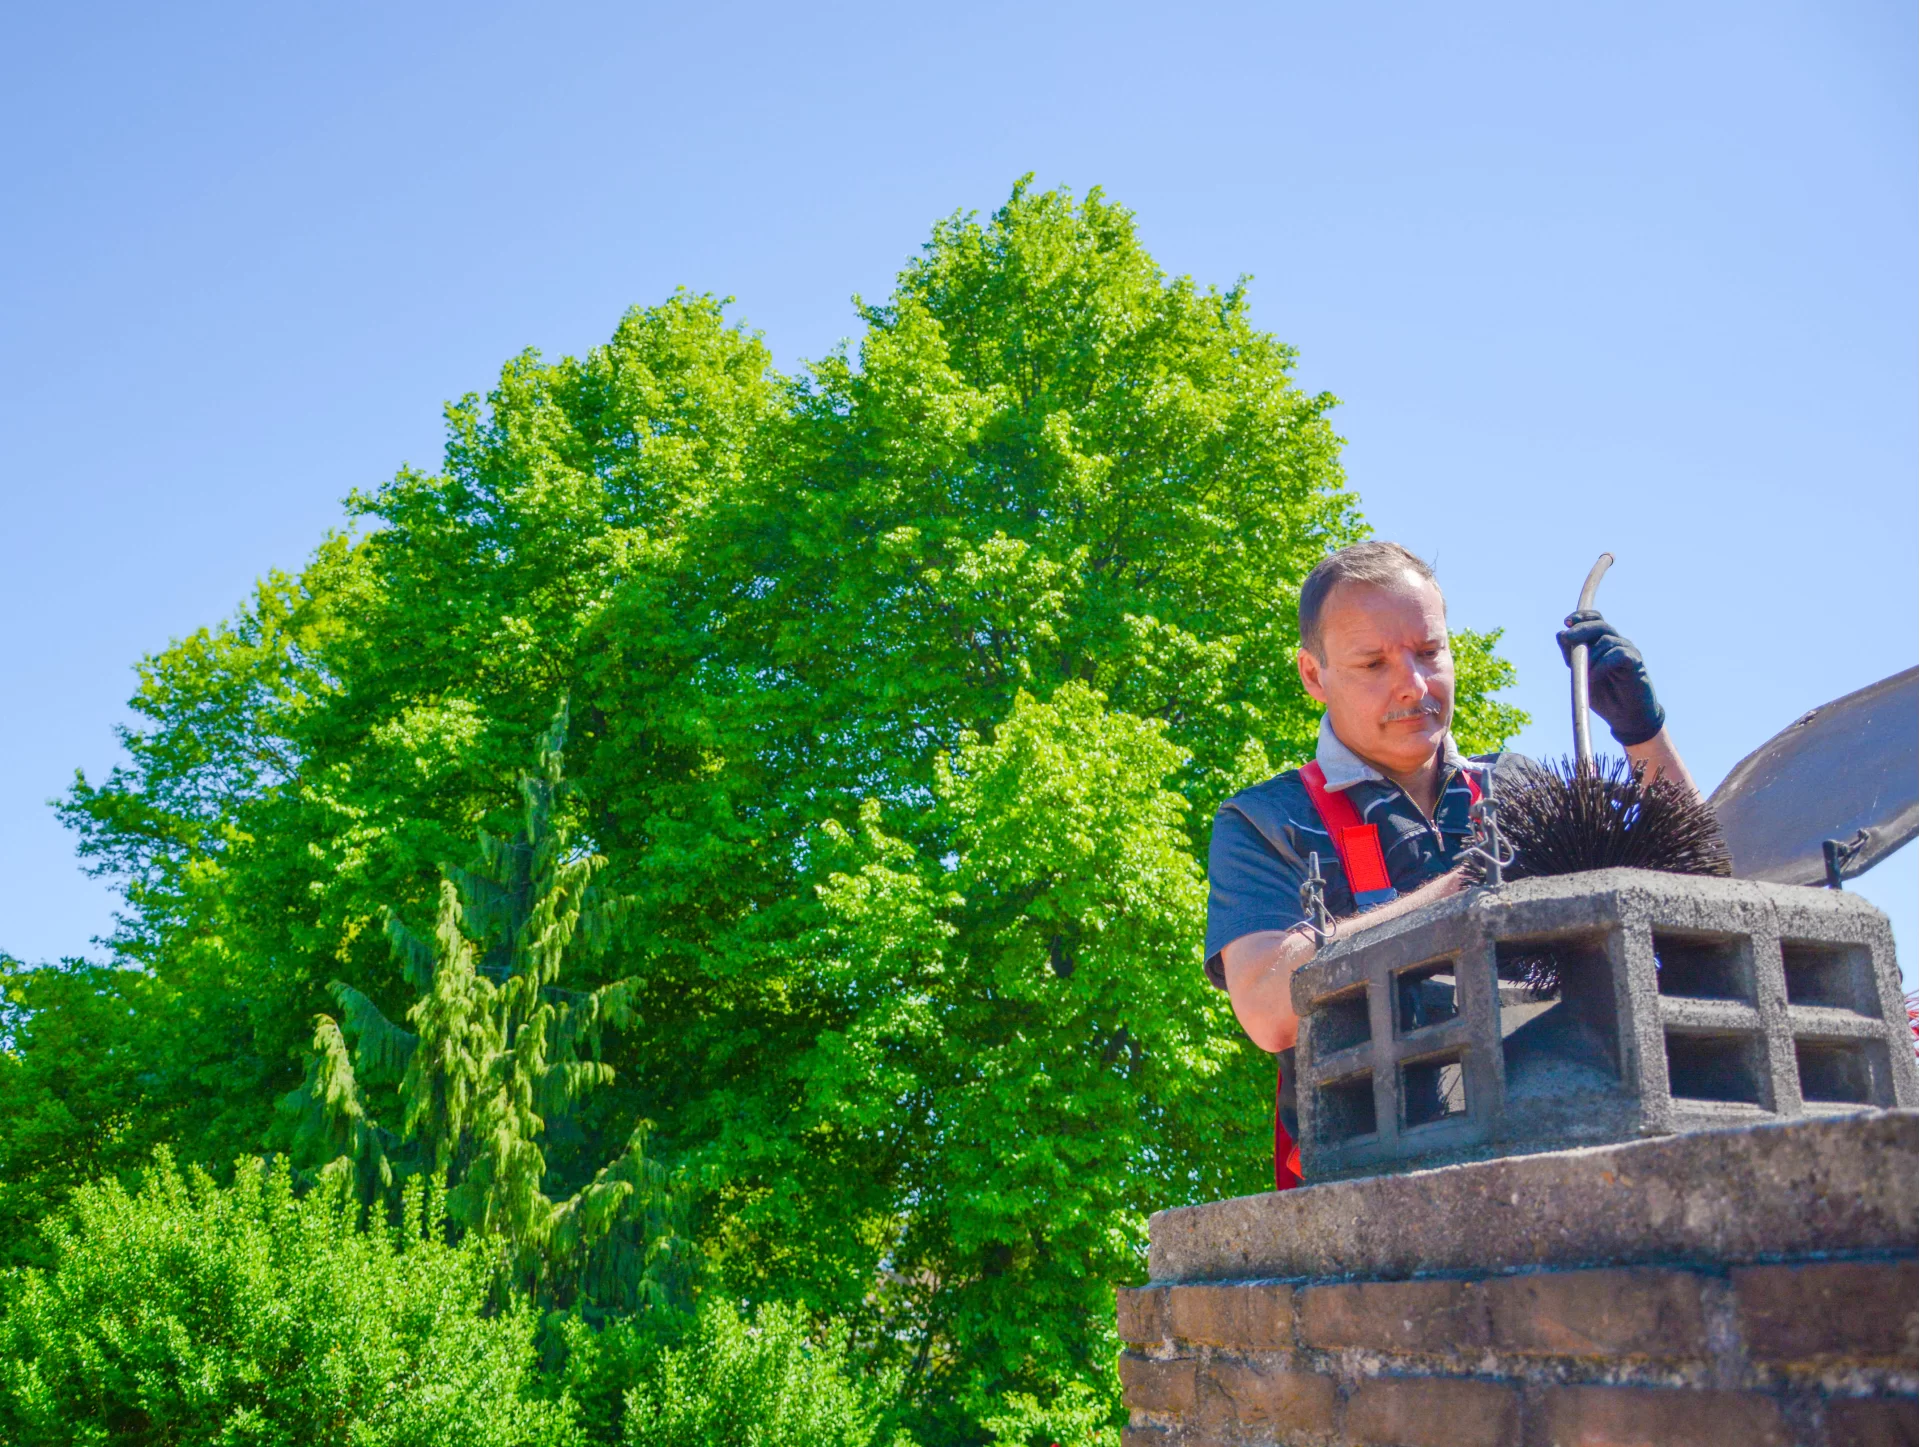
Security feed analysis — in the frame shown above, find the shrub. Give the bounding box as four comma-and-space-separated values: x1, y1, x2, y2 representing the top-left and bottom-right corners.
539, 1312, 677, 1444
0, 1152, 577, 1446
621, 1299, 898, 1447
980, 1376, 1120, 1447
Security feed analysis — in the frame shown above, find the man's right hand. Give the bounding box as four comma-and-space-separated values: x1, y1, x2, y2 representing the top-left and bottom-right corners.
1557, 610, 1666, 746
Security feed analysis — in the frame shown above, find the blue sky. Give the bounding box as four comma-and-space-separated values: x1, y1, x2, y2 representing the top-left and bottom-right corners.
3, 1, 1914, 980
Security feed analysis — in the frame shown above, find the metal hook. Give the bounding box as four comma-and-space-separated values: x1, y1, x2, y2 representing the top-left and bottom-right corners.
1299, 850, 1334, 947
1465, 795, 1517, 887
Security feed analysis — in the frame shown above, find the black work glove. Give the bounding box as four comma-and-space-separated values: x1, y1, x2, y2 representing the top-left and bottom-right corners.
1557, 610, 1665, 746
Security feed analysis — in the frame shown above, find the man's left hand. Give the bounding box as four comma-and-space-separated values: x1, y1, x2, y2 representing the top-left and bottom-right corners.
1557, 610, 1665, 746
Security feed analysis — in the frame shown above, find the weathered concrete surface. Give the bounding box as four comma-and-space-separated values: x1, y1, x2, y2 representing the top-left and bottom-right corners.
1148, 1107, 1916, 1285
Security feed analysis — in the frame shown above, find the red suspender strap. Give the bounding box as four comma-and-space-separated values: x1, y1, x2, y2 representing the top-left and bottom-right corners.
1274, 760, 1388, 1195
1270, 760, 1482, 1194
1274, 1064, 1302, 1191
1298, 761, 1393, 897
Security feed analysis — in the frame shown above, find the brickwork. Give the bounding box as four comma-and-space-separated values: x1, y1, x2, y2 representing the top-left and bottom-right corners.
1117, 1257, 1918, 1446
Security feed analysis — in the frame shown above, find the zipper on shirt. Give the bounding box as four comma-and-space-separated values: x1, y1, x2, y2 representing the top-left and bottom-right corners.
1372, 765, 1460, 853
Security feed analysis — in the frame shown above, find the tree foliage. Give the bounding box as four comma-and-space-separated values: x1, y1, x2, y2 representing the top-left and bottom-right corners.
36, 179, 1525, 1442
0, 959, 160, 1272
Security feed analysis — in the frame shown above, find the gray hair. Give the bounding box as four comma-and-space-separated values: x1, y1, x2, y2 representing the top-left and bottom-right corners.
1298, 541, 1442, 660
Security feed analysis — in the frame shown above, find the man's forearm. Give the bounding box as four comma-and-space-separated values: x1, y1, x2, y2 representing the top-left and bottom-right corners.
1221, 926, 1317, 1053
1624, 726, 1697, 795
1222, 869, 1468, 1052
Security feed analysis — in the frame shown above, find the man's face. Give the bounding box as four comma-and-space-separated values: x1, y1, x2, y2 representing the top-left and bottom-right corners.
1297, 573, 1454, 777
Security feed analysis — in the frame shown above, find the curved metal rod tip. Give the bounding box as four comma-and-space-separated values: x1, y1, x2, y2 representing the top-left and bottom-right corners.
1576, 552, 1615, 614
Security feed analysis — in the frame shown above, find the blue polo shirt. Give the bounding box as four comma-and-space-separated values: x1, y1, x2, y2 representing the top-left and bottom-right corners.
1203, 717, 1525, 988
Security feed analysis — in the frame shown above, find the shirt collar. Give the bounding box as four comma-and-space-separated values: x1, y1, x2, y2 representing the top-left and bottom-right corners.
1314, 714, 1470, 793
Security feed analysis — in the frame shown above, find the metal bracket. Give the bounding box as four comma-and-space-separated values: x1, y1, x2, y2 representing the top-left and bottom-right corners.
1823, 829, 1871, 890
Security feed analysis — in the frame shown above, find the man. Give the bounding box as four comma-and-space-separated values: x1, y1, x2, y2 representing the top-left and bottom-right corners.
1204, 541, 1692, 1185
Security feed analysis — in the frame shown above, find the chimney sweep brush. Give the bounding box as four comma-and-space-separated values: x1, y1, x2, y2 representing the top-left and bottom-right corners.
1469, 554, 1732, 992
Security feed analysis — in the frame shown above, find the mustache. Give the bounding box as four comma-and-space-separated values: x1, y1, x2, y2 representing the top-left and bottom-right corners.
1382, 702, 1447, 723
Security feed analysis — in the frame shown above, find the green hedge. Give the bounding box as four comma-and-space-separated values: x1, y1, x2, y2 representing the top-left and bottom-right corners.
0, 1155, 915, 1446
0, 1154, 572, 1447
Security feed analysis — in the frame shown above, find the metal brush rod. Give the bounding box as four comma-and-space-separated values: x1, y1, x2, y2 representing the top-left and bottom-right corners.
1570, 552, 1614, 771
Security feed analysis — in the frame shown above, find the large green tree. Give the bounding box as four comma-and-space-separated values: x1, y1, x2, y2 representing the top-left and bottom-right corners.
45, 181, 1523, 1442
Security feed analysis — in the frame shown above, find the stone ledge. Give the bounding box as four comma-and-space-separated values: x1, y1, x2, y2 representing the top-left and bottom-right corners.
1148, 1109, 1916, 1285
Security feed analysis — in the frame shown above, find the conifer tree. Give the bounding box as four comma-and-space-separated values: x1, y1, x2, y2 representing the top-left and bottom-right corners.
281, 701, 688, 1311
